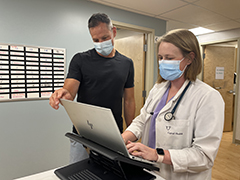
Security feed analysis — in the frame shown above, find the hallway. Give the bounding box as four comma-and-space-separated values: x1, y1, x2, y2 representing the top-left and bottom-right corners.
212, 132, 240, 180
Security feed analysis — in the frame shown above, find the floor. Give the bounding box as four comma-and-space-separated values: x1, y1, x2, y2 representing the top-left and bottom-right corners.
212, 132, 240, 180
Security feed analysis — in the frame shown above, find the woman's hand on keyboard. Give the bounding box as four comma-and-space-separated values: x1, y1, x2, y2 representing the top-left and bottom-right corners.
126, 141, 158, 162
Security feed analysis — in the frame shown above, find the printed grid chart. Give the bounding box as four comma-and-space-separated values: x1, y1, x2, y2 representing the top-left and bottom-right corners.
0, 44, 65, 101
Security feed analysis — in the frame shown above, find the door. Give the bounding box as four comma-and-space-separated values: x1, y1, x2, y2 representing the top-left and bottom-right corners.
203, 43, 236, 131
115, 30, 145, 130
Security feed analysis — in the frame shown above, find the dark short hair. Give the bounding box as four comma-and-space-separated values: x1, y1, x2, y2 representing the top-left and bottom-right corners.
157, 29, 202, 83
88, 13, 113, 30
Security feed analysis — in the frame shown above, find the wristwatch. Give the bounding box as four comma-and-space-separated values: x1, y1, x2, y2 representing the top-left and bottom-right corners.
156, 148, 165, 155
156, 148, 164, 163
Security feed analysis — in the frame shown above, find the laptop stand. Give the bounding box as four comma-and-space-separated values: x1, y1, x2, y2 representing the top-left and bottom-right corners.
54, 133, 159, 180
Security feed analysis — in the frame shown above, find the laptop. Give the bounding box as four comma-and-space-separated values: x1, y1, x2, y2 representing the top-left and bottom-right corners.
60, 99, 158, 166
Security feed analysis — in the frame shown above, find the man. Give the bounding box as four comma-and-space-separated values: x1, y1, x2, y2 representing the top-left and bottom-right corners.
49, 13, 135, 163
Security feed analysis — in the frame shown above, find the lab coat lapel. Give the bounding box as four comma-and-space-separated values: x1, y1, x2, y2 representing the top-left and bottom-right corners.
148, 81, 170, 112
159, 80, 190, 114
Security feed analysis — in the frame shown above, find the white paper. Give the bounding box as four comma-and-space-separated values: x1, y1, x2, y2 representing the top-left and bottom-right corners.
215, 67, 224, 79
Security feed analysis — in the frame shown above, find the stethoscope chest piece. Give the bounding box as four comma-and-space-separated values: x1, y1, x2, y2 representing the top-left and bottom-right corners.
163, 81, 191, 121
164, 112, 174, 121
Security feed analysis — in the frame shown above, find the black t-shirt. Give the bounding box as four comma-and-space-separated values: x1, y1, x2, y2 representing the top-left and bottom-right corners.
67, 48, 134, 133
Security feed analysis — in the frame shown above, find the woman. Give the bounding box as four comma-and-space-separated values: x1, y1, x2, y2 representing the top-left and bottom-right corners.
122, 29, 224, 180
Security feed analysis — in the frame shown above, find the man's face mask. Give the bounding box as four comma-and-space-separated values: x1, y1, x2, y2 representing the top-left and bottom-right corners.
94, 39, 113, 56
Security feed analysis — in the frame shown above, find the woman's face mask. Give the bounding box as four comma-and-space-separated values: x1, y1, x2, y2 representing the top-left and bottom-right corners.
159, 58, 187, 81
94, 39, 113, 56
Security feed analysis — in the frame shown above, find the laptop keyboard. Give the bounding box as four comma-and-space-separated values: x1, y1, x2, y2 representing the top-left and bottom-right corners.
130, 154, 157, 165
68, 169, 102, 180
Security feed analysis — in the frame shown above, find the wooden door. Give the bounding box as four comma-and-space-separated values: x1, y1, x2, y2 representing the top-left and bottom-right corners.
203, 45, 235, 131
115, 33, 145, 130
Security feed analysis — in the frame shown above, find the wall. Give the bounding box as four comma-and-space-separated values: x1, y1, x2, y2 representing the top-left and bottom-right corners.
0, 0, 166, 179
198, 29, 240, 143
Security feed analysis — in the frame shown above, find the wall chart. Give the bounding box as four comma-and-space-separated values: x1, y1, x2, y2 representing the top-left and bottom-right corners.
0, 44, 65, 101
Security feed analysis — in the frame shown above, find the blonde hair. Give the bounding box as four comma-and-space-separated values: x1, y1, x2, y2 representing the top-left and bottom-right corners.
157, 29, 202, 83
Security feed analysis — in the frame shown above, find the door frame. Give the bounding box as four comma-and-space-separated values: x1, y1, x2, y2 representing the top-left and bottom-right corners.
112, 20, 155, 98
200, 38, 240, 144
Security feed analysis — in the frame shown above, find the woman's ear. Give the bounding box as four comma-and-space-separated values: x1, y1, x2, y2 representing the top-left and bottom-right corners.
187, 52, 195, 65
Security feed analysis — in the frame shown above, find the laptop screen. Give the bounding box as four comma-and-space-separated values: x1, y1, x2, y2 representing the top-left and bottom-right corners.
60, 99, 130, 157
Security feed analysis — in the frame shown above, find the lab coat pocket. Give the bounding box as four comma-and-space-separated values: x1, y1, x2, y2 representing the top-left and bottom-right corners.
160, 119, 190, 149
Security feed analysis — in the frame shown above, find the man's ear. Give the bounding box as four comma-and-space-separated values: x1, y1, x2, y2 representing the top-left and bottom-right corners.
112, 26, 117, 38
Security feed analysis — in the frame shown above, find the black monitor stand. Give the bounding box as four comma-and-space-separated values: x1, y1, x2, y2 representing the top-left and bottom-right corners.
54, 133, 159, 180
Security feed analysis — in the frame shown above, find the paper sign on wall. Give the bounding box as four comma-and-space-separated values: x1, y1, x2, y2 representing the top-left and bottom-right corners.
215, 67, 224, 79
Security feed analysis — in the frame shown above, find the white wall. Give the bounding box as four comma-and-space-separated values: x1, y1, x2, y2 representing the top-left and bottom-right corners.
198, 28, 240, 143
0, 0, 166, 179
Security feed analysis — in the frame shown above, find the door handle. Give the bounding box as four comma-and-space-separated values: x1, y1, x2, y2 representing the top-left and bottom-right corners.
228, 90, 235, 94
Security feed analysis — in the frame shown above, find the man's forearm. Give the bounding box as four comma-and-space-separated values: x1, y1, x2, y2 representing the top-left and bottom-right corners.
124, 100, 135, 126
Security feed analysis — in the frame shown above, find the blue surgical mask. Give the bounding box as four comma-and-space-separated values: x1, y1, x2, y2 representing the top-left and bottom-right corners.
94, 39, 113, 56
159, 58, 187, 81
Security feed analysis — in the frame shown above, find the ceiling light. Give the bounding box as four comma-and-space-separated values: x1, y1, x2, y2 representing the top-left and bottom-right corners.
189, 27, 214, 35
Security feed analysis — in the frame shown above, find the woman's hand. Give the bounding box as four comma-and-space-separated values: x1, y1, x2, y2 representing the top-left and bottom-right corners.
126, 141, 158, 162
121, 131, 137, 144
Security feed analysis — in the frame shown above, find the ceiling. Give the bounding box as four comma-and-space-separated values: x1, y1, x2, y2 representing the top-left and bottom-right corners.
88, 0, 240, 34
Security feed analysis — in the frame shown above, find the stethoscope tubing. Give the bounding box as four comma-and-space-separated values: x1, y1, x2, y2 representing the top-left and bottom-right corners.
165, 81, 191, 121
147, 81, 192, 121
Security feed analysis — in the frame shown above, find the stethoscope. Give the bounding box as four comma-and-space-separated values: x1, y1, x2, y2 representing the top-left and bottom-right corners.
148, 81, 191, 121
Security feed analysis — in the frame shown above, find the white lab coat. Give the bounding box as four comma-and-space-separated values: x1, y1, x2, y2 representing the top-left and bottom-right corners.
126, 79, 224, 180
